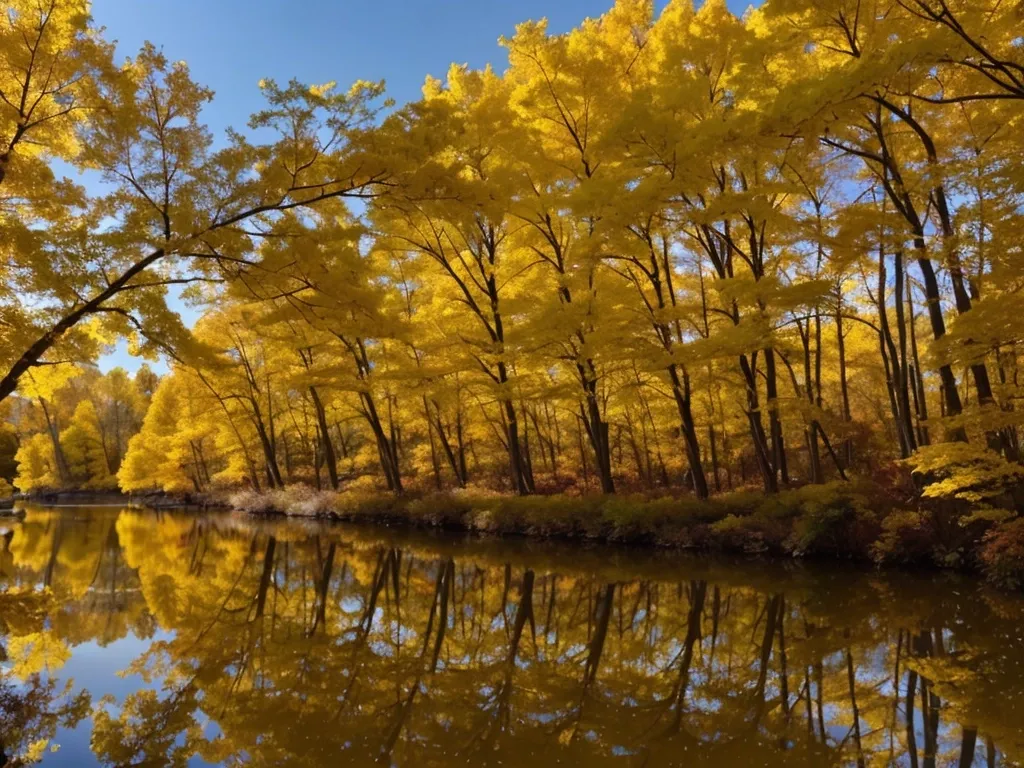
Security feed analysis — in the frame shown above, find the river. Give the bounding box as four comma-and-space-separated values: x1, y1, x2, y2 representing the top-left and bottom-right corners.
1, 506, 1022, 766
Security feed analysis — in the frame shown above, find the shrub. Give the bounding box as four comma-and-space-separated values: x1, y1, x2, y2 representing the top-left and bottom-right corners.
709, 514, 777, 554
784, 482, 878, 558
872, 510, 939, 565
282, 486, 340, 517
405, 494, 473, 527
517, 496, 600, 537
598, 496, 660, 542
228, 486, 346, 517
708, 491, 766, 521
980, 517, 1024, 590
228, 488, 277, 515
787, 505, 852, 556
332, 491, 403, 519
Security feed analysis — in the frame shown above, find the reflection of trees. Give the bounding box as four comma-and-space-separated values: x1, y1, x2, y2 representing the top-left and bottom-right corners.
2, 510, 1024, 766
5, 508, 150, 647
0, 586, 91, 766
0, 673, 91, 767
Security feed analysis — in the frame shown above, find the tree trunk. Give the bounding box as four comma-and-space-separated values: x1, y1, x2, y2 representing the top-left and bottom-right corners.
360, 391, 402, 494
431, 400, 467, 488
309, 385, 339, 490
708, 424, 722, 492
502, 393, 531, 496
878, 251, 917, 457
836, 303, 854, 468
907, 281, 931, 447
800, 323, 823, 483
914, 247, 968, 441
38, 397, 72, 487
765, 347, 788, 485
519, 399, 537, 491
739, 354, 777, 493
580, 395, 615, 494
668, 364, 709, 499
893, 250, 917, 451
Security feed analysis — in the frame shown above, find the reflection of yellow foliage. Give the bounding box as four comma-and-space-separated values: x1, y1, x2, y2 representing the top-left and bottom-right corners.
3, 508, 1024, 765
7, 630, 71, 678
0, 586, 53, 637
23, 739, 50, 763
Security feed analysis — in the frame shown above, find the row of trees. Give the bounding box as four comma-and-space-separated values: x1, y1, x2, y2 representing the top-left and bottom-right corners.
4, 0, 1024, 501
5, 365, 156, 492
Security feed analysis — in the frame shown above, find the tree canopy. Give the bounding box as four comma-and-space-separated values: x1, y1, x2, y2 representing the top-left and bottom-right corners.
2, 0, 1023, 511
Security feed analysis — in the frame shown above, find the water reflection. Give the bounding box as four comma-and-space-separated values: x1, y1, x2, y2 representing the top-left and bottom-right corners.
1, 507, 1022, 766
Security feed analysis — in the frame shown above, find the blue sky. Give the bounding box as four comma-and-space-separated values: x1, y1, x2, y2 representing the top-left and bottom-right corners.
91, 0, 754, 374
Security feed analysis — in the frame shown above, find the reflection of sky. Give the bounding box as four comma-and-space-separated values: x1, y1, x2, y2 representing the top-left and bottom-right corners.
38, 630, 217, 767
39, 632, 135, 765
41, 634, 149, 766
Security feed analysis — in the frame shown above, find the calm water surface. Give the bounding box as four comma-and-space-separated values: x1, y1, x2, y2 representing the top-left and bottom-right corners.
1, 506, 1023, 766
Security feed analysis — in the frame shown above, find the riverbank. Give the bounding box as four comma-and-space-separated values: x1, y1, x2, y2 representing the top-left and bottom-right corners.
16, 489, 228, 509
226, 482, 1024, 589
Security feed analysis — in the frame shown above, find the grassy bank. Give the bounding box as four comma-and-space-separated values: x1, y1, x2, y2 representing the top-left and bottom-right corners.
227, 481, 1024, 589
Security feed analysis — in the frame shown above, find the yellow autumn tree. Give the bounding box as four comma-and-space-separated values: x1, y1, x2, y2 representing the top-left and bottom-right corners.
60, 400, 115, 489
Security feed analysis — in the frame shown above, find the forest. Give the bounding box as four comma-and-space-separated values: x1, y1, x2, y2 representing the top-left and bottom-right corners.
2, 1, 1024, 566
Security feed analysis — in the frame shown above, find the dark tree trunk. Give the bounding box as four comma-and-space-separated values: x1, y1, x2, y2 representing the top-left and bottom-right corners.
708, 424, 721, 492
765, 347, 788, 485
668, 364, 709, 499
502, 393, 532, 496
579, 391, 615, 494
309, 385, 338, 490
836, 304, 854, 468
740, 354, 777, 493
907, 281, 931, 447
914, 245, 967, 441
584, 584, 615, 686
254, 536, 277, 620
252, 410, 284, 489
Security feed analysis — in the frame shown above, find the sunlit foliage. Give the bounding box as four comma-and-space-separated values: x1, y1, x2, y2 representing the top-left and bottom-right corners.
3, 1, 1023, 525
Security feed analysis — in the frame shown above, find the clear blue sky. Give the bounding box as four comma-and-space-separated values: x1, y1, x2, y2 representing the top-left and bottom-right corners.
91, 0, 754, 374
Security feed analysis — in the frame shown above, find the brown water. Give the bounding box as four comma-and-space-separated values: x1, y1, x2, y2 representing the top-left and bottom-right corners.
0, 506, 1022, 767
